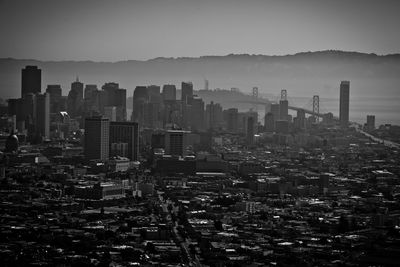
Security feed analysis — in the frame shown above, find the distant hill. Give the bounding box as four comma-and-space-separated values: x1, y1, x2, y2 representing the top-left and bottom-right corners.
1, 50, 400, 102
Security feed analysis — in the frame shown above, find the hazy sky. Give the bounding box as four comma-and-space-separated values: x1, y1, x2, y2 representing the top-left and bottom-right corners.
1, 0, 399, 61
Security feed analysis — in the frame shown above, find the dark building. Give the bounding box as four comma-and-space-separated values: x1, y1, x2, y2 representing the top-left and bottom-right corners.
21, 66, 41, 97
339, 81, 350, 127
181, 82, 193, 104
162, 84, 176, 101
67, 78, 84, 118
132, 86, 148, 124
35, 93, 50, 140
165, 130, 186, 156
206, 101, 223, 130
46, 85, 63, 113
189, 97, 205, 131
247, 116, 255, 145
264, 112, 274, 132
109, 121, 139, 161
279, 99, 288, 121
84, 116, 109, 161
225, 108, 239, 133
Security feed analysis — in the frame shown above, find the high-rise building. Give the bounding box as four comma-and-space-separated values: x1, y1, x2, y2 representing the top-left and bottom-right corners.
206, 101, 223, 130
225, 108, 238, 133
246, 117, 255, 145
46, 85, 63, 113
84, 116, 110, 161
189, 97, 205, 131
21, 66, 41, 97
339, 81, 350, 127
100, 83, 126, 121
67, 77, 84, 118
264, 112, 274, 132
279, 100, 288, 121
366, 115, 375, 131
147, 85, 162, 103
165, 130, 187, 156
132, 86, 148, 124
181, 82, 193, 104
109, 121, 139, 161
162, 84, 177, 101
35, 93, 50, 139
270, 103, 280, 122
296, 109, 306, 130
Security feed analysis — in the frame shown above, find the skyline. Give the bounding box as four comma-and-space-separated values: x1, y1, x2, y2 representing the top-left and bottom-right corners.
1, 0, 400, 61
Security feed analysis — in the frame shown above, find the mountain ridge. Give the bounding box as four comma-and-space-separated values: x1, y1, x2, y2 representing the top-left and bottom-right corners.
1, 50, 400, 101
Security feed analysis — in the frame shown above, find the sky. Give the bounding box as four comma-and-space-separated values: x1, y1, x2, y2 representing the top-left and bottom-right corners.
0, 0, 399, 61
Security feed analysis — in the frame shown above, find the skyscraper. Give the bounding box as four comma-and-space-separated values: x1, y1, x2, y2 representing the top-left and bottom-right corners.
67, 77, 84, 118
181, 82, 193, 104
109, 121, 139, 161
162, 84, 177, 101
279, 100, 288, 121
339, 81, 350, 127
21, 66, 41, 97
165, 130, 186, 156
264, 112, 274, 132
46, 84, 62, 113
35, 93, 50, 139
246, 116, 255, 145
84, 116, 110, 161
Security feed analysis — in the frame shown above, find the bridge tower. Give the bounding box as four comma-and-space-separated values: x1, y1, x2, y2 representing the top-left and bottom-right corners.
281, 89, 287, 101
313, 95, 320, 123
252, 87, 258, 113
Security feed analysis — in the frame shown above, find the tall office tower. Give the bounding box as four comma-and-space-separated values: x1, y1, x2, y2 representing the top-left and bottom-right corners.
84, 116, 109, 161
144, 102, 162, 128
115, 88, 127, 121
109, 121, 139, 161
279, 100, 289, 121
270, 103, 280, 122
102, 82, 119, 103
165, 130, 186, 156
147, 85, 162, 103
366, 115, 375, 131
35, 93, 50, 139
189, 97, 205, 131
296, 109, 306, 130
67, 77, 84, 118
206, 101, 223, 130
84, 84, 98, 101
264, 112, 274, 132
339, 81, 350, 127
104, 106, 117, 121
225, 108, 239, 133
46, 85, 62, 113
21, 66, 41, 97
246, 116, 255, 145
181, 82, 193, 104
162, 84, 177, 101
20, 93, 36, 135
84, 84, 99, 115
163, 100, 182, 127
132, 86, 149, 124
